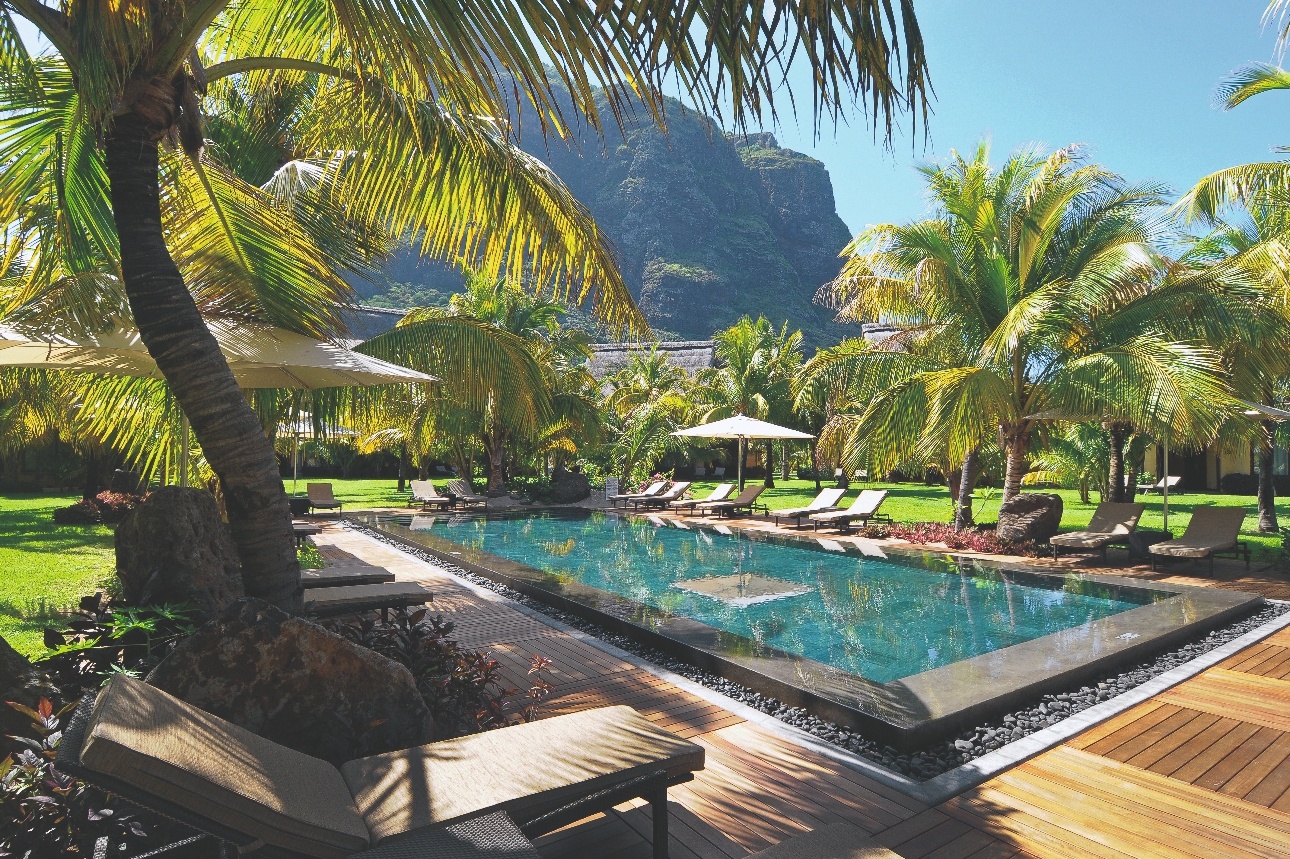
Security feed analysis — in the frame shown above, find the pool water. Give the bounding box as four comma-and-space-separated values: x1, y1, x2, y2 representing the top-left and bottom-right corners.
402, 511, 1160, 684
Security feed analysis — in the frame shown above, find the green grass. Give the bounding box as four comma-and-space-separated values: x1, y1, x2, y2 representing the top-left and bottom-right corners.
689, 479, 1290, 562
0, 493, 116, 658
288, 478, 415, 508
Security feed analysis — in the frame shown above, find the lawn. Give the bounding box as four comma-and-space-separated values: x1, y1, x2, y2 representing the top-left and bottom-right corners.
0, 493, 116, 657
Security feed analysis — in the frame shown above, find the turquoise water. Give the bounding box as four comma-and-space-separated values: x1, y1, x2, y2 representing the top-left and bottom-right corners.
401, 511, 1159, 683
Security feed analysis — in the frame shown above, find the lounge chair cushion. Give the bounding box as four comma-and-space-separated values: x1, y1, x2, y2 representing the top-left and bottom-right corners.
342, 705, 704, 842
1149, 507, 1245, 559
748, 823, 899, 858
1049, 531, 1119, 549
79, 676, 369, 859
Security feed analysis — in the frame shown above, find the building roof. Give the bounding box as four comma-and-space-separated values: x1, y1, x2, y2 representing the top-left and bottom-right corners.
587, 340, 715, 378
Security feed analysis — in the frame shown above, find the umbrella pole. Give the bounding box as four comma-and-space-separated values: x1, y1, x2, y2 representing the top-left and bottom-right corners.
738, 437, 745, 490
179, 413, 190, 488
293, 432, 301, 495
1162, 436, 1169, 535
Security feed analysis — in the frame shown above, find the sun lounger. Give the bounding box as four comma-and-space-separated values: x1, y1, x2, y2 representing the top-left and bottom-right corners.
448, 479, 489, 508
809, 489, 889, 531
671, 483, 733, 513
631, 481, 692, 510
59, 674, 704, 859
307, 483, 343, 516
409, 479, 452, 511
1149, 506, 1250, 575
701, 484, 767, 518
771, 488, 848, 529
609, 480, 666, 508
1137, 474, 1183, 494
712, 466, 726, 477
1049, 501, 1145, 562
300, 567, 396, 589
293, 521, 321, 546
304, 582, 433, 621
693, 466, 707, 477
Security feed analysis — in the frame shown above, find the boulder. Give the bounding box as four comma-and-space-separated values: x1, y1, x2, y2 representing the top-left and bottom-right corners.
549, 465, 591, 504
0, 636, 61, 738
147, 599, 433, 764
114, 486, 244, 619
996, 493, 1064, 544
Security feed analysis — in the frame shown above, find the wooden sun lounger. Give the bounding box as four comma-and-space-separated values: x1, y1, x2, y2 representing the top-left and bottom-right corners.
1149, 505, 1250, 576
306, 482, 343, 516
59, 674, 704, 859
631, 482, 692, 511
1137, 474, 1183, 494
448, 479, 489, 508
771, 488, 848, 529
701, 485, 766, 518
409, 479, 452, 511
809, 489, 889, 531
609, 481, 666, 508
1049, 501, 1144, 562
300, 567, 396, 589
304, 582, 433, 621
671, 483, 733, 512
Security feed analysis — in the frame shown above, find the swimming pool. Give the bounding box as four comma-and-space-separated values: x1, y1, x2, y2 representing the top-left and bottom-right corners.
361, 509, 1259, 743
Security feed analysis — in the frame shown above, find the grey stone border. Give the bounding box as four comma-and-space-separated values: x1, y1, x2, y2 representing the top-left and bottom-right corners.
343, 525, 1290, 805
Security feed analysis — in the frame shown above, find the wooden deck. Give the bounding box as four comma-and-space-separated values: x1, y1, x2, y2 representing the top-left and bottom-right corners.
314, 522, 1290, 858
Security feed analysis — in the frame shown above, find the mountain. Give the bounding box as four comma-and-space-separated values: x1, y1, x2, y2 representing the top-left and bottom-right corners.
357, 98, 856, 346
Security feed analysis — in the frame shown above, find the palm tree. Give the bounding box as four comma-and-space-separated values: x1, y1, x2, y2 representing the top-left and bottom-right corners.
603, 347, 694, 484
0, 1, 928, 608
696, 316, 803, 487
811, 142, 1244, 517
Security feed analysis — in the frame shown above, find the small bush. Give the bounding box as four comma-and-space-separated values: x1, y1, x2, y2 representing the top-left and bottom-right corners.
324, 608, 554, 739
1221, 473, 1258, 495
856, 522, 1040, 557
51, 491, 143, 525
36, 593, 199, 700
1, 699, 160, 856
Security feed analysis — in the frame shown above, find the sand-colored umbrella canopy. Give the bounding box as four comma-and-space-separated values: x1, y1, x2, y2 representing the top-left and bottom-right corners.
0, 320, 435, 389
673, 415, 814, 488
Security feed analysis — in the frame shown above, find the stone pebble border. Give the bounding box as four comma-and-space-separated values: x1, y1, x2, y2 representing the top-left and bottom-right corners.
348, 520, 1290, 784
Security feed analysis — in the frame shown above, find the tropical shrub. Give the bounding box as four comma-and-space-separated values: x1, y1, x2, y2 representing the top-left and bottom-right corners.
0, 699, 159, 856
856, 522, 1041, 557
51, 491, 143, 525
325, 609, 554, 739
37, 594, 199, 700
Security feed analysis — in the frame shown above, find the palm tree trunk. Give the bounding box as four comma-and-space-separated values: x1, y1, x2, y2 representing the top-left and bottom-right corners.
485, 429, 507, 492
1107, 423, 1128, 503
1001, 423, 1030, 504
811, 440, 821, 491
104, 113, 299, 610
1259, 420, 1278, 533
763, 441, 775, 488
954, 449, 981, 530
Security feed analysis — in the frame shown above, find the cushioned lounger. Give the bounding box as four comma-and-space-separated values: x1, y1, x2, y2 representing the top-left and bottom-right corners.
300, 567, 396, 589
671, 483, 733, 513
700, 485, 765, 518
808, 490, 889, 531
448, 479, 489, 508
609, 481, 666, 508
409, 480, 452, 511
632, 482, 692, 511
1149, 506, 1250, 575
60, 675, 705, 859
1049, 501, 1144, 562
771, 488, 847, 529
304, 582, 432, 620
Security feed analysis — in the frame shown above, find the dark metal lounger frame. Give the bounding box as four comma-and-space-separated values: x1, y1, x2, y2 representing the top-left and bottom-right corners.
57, 693, 689, 859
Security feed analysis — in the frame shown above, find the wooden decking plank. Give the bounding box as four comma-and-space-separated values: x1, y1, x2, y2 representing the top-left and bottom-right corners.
875, 808, 954, 850
613, 801, 746, 859
1098, 707, 1201, 763
1018, 750, 1290, 859
1194, 727, 1284, 792
1242, 747, 1290, 808
1027, 748, 1290, 852
710, 721, 926, 816
1264, 628, 1290, 648
1146, 716, 1242, 778
921, 827, 1009, 859
1217, 732, 1290, 801
690, 739, 844, 833
700, 729, 906, 832
1170, 721, 1267, 784
891, 817, 976, 859
1122, 711, 1222, 770
1076, 701, 1177, 755
943, 791, 1136, 859
1220, 643, 1280, 673
1239, 647, 1290, 680
1159, 670, 1290, 733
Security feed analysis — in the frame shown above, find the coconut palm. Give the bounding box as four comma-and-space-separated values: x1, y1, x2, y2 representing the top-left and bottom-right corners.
696, 316, 803, 487
0, 1, 928, 608
603, 347, 696, 483
811, 142, 1245, 517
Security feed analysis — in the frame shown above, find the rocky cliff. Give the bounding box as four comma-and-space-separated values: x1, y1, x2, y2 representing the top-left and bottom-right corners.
364, 99, 854, 345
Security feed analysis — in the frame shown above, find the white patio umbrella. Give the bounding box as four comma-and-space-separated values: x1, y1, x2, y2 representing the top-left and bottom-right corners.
673, 414, 814, 489
278, 412, 358, 494
0, 320, 434, 486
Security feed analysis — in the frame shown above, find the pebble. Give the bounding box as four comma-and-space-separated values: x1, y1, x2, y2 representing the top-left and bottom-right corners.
353, 522, 1289, 783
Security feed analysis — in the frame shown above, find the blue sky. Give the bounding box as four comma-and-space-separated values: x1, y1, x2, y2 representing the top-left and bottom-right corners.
762, 0, 1290, 235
